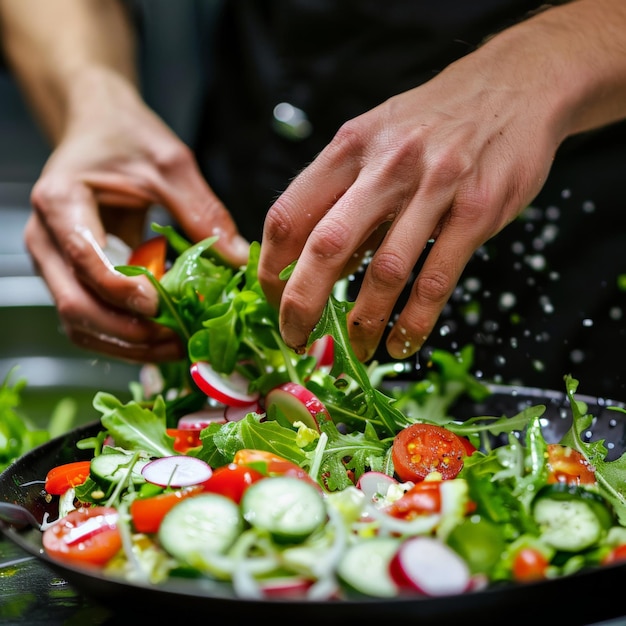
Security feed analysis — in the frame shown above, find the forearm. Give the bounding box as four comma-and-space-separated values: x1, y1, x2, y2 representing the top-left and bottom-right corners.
478, 0, 626, 142
0, 0, 138, 143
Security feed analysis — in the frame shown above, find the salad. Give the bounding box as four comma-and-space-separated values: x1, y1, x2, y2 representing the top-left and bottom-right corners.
32, 226, 626, 600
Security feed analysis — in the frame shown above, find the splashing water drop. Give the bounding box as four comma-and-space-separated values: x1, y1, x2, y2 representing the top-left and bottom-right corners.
498, 292, 516, 310
531, 359, 545, 372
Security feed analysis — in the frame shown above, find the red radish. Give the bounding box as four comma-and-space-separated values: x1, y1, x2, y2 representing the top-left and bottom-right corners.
307, 335, 334, 367
225, 401, 263, 422
356, 471, 399, 501
139, 363, 165, 398
265, 382, 331, 430
390, 536, 471, 596
258, 576, 314, 598
190, 361, 260, 407
141, 455, 213, 488
177, 408, 227, 429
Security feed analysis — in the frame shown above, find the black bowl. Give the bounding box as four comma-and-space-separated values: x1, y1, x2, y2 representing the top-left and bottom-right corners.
1, 384, 626, 626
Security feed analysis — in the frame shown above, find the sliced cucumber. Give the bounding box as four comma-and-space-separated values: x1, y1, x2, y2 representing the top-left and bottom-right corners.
241, 476, 326, 543
90, 452, 149, 489
158, 493, 243, 568
337, 537, 401, 597
532, 483, 614, 552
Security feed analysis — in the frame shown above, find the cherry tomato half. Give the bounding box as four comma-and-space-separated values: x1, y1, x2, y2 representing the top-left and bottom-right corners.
202, 463, 264, 503
511, 547, 550, 582
392, 423, 467, 482
383, 480, 442, 519
127, 235, 167, 279
546, 443, 596, 485
42, 506, 121, 566
45, 461, 92, 495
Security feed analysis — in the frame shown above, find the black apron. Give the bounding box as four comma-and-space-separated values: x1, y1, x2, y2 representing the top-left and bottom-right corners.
193, 0, 626, 399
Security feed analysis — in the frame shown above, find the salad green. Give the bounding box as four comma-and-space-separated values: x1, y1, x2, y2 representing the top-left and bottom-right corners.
19, 225, 626, 599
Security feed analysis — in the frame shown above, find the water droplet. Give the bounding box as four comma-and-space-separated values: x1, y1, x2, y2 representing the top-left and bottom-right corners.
498, 292, 516, 310
570, 349, 585, 364
582, 319, 593, 328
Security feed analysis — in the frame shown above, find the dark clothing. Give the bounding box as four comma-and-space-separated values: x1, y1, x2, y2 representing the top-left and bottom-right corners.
192, 1, 626, 399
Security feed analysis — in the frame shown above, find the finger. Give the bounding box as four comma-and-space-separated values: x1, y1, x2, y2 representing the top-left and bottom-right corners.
25, 214, 182, 361
271, 176, 412, 353
345, 187, 459, 363
30, 178, 161, 317
384, 208, 487, 360
259, 143, 361, 309
148, 147, 251, 268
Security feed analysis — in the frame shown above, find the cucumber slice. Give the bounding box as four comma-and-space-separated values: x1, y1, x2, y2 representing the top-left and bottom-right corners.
337, 537, 401, 597
90, 453, 149, 489
532, 484, 614, 551
158, 493, 243, 567
241, 476, 326, 543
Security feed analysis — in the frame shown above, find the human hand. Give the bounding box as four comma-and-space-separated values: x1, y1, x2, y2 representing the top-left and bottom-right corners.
25, 69, 250, 362
258, 29, 569, 362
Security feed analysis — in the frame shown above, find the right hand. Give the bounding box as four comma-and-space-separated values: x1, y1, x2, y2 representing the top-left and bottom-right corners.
25, 68, 250, 362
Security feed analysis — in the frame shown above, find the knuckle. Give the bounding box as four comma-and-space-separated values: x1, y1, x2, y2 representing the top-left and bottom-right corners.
308, 219, 351, 260
368, 249, 412, 288
413, 267, 454, 304
151, 141, 195, 174
264, 197, 298, 245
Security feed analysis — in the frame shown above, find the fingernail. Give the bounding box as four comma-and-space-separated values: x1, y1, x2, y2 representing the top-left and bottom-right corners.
387, 326, 422, 359
233, 235, 250, 259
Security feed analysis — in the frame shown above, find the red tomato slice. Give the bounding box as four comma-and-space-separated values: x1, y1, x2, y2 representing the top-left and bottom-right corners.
545, 443, 596, 485
511, 547, 550, 582
42, 506, 122, 566
130, 485, 204, 533
233, 449, 320, 489
202, 462, 264, 503
127, 235, 167, 279
45, 461, 92, 495
166, 428, 202, 453
392, 423, 467, 482
383, 481, 442, 519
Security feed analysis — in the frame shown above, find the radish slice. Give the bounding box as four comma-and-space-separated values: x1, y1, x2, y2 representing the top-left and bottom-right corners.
141, 456, 213, 488
307, 335, 334, 367
258, 576, 314, 598
356, 471, 399, 501
265, 382, 331, 431
389, 536, 471, 596
225, 401, 263, 422
177, 408, 227, 430
190, 361, 260, 407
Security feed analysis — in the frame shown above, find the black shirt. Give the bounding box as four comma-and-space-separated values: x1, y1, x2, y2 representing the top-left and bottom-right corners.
189, 1, 626, 398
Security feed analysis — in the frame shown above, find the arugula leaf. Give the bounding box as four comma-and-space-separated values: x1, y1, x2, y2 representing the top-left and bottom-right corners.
560, 375, 626, 523
309, 293, 411, 435
92, 392, 177, 458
